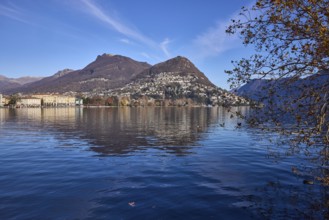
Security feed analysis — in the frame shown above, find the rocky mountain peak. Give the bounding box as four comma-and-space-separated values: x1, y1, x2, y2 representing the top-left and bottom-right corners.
156, 56, 194, 69
134, 56, 214, 87
85, 54, 148, 72
171, 55, 192, 63
53, 69, 74, 78
96, 53, 114, 60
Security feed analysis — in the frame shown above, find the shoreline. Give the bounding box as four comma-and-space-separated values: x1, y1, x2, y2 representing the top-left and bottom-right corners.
0, 104, 251, 109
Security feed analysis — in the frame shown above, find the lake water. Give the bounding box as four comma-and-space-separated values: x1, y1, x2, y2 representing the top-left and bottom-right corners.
0, 107, 328, 219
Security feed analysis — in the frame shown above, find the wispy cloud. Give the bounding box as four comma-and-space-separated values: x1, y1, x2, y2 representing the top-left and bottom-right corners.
119, 38, 132, 45
160, 38, 171, 58
192, 18, 239, 59
80, 0, 157, 48
140, 52, 151, 59
191, 1, 255, 59
0, 3, 34, 25
0, 2, 92, 41
78, 0, 173, 59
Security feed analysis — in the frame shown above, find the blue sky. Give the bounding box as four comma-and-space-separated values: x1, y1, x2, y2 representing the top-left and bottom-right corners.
0, 0, 254, 89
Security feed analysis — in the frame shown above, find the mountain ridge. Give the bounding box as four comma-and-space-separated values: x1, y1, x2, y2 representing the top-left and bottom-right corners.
3, 54, 151, 94
0, 75, 43, 93
233, 71, 329, 105
1, 54, 249, 106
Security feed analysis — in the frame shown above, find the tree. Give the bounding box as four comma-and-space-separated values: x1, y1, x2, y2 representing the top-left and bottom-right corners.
226, 0, 329, 144
8, 94, 20, 105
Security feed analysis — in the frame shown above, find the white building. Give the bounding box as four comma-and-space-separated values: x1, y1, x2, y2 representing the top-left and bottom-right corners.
17, 98, 42, 107
75, 98, 83, 106
0, 94, 2, 107
32, 95, 76, 106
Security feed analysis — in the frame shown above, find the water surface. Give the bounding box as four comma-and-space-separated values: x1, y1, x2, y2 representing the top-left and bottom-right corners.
0, 107, 327, 219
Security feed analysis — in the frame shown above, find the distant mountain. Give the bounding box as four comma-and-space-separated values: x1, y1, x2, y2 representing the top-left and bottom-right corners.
107, 56, 247, 105
4, 54, 151, 94
233, 71, 329, 108
0, 75, 43, 93
10, 69, 75, 94
0, 79, 21, 93
13, 76, 44, 85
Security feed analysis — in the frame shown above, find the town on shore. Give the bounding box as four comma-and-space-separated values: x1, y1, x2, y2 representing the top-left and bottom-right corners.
0, 92, 250, 108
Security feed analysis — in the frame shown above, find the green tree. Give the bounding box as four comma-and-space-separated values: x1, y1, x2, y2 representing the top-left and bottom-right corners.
226, 0, 329, 144
8, 94, 20, 105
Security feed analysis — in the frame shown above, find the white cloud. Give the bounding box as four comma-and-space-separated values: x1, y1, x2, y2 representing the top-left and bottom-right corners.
160, 38, 171, 58
80, 0, 157, 48
0, 2, 92, 40
192, 1, 255, 59
140, 52, 151, 59
119, 38, 132, 44
0, 4, 34, 25
193, 18, 239, 59
79, 0, 173, 59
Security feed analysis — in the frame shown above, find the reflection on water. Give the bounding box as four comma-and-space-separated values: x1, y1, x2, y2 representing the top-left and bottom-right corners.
0, 107, 328, 219
2, 107, 248, 156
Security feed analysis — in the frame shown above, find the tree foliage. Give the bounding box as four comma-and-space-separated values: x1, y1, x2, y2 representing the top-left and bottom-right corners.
226, 0, 328, 84
226, 0, 329, 144
8, 94, 20, 105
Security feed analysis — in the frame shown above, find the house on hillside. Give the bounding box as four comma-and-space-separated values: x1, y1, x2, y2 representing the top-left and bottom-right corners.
0, 94, 3, 107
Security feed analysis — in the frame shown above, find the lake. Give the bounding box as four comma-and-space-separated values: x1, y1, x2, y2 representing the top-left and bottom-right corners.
0, 107, 328, 219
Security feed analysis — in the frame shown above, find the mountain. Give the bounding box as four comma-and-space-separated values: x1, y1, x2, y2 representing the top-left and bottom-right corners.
2, 54, 249, 106
0, 75, 43, 93
11, 69, 75, 94
232, 71, 329, 128
133, 56, 214, 86
4, 54, 151, 94
233, 71, 329, 124
13, 76, 44, 85
0, 79, 21, 93
52, 69, 74, 78
234, 71, 329, 105
106, 56, 247, 106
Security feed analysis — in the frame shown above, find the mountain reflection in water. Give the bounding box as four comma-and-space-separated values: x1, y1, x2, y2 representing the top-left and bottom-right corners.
2, 107, 248, 156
